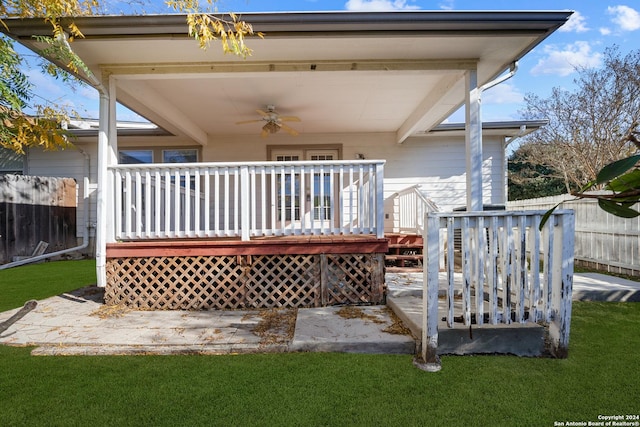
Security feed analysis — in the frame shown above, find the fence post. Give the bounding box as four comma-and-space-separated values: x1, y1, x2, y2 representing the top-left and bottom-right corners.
549, 212, 575, 358
415, 212, 442, 372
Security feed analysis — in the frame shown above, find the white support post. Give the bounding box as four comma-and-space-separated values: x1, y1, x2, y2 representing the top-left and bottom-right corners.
465, 69, 483, 212
417, 212, 442, 372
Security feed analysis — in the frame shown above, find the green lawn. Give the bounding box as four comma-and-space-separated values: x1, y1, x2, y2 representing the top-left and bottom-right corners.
0, 259, 96, 312
1, 260, 639, 426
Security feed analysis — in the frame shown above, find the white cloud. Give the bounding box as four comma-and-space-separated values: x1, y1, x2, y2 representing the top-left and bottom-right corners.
607, 5, 640, 31
438, 0, 454, 10
345, 0, 420, 11
482, 83, 523, 105
559, 11, 589, 33
599, 27, 612, 35
530, 41, 603, 77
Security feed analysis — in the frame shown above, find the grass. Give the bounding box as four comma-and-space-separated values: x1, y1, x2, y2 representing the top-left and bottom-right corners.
0, 259, 96, 312
1, 260, 639, 426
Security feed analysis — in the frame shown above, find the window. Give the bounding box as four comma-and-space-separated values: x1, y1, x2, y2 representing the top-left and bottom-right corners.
163, 149, 198, 163
118, 148, 199, 190
0, 148, 25, 175
118, 148, 199, 165
119, 150, 153, 164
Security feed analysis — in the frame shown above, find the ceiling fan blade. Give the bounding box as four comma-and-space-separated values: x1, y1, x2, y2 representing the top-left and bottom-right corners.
279, 116, 301, 122
236, 119, 262, 125
260, 128, 270, 138
280, 123, 299, 136
256, 109, 270, 117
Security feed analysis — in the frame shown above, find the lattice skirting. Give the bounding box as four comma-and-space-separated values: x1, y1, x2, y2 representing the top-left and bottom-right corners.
105, 253, 385, 310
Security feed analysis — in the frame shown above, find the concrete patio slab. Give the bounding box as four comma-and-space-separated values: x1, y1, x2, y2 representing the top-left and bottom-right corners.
0, 271, 636, 357
290, 306, 416, 354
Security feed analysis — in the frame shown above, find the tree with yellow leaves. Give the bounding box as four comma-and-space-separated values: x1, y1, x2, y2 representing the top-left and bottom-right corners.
0, 0, 260, 153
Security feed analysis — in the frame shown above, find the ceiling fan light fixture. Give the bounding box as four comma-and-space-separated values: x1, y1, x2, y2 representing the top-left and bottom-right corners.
263, 121, 280, 134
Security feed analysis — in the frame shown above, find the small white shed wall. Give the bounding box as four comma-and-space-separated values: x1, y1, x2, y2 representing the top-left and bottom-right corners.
26, 143, 98, 250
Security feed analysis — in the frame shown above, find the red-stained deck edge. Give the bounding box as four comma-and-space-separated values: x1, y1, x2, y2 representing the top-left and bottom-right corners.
106, 236, 389, 258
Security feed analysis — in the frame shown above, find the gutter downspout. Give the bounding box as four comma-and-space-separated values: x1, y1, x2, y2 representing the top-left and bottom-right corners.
0, 148, 91, 270
481, 61, 518, 93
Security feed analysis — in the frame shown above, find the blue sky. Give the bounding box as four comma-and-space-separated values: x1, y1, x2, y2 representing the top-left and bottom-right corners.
20, 0, 640, 124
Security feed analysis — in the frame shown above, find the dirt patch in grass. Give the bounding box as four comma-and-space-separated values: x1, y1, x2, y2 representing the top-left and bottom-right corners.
246, 308, 297, 346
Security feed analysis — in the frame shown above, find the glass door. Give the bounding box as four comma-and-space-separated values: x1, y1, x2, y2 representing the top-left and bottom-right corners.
270, 148, 339, 229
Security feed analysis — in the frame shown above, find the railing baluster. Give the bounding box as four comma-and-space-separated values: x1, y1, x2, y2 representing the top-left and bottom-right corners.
529, 214, 541, 322
517, 215, 527, 323
164, 169, 171, 237
475, 216, 485, 326
114, 169, 122, 239
309, 165, 315, 234
299, 165, 305, 235
124, 171, 132, 238
233, 168, 239, 236
462, 216, 471, 326
358, 164, 364, 234
503, 215, 514, 324
223, 168, 230, 236
446, 217, 455, 327
204, 169, 210, 237
339, 165, 345, 234
543, 218, 554, 323
194, 169, 201, 237
260, 167, 267, 235
184, 169, 191, 236
154, 170, 161, 238
174, 169, 181, 238
270, 165, 276, 236
489, 216, 499, 324
214, 168, 220, 236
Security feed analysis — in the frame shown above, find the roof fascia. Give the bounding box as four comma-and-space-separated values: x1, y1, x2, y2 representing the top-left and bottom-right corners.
1, 11, 572, 38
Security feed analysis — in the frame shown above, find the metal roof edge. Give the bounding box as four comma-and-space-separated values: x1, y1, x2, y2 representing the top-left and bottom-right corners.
1, 10, 573, 38
430, 120, 549, 133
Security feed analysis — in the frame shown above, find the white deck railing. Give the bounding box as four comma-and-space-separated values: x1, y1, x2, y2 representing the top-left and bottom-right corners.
394, 184, 439, 234
421, 210, 575, 369
108, 160, 385, 241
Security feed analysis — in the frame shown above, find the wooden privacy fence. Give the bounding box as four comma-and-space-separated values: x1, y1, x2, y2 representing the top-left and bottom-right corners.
421, 210, 575, 368
508, 195, 640, 277
0, 174, 77, 264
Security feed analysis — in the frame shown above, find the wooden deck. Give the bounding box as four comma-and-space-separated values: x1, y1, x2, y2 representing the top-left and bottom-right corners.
105, 236, 388, 310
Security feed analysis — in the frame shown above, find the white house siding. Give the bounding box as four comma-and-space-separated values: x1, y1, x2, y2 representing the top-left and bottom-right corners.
203, 133, 505, 205
201, 132, 506, 232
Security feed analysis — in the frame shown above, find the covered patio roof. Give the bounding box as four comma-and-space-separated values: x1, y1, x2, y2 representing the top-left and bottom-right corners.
3, 11, 571, 144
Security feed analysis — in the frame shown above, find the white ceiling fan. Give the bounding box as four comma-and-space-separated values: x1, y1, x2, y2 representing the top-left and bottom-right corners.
236, 105, 301, 137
